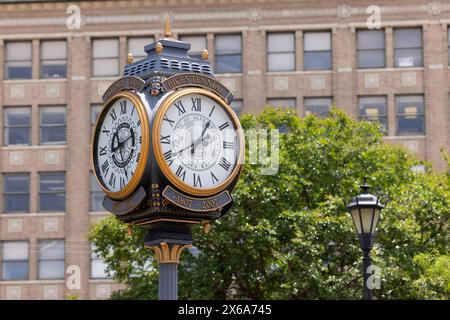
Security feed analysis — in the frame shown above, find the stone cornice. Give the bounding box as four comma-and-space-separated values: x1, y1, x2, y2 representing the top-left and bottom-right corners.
1, 1, 450, 27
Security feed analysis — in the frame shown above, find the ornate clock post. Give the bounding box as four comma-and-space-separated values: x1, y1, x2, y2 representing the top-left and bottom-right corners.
91, 17, 244, 300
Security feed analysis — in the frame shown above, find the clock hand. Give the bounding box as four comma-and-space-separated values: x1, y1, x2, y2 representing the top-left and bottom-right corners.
192, 121, 210, 154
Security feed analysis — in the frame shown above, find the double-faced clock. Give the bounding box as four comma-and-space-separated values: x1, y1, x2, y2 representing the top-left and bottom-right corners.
92, 91, 150, 200
153, 88, 244, 197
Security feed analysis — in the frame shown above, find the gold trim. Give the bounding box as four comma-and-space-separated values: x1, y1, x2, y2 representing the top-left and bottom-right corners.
91, 91, 150, 200
164, 16, 173, 38
147, 242, 192, 264
152, 88, 244, 197
136, 218, 202, 226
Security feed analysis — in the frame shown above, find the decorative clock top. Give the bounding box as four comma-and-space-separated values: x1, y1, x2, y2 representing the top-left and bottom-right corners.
153, 88, 244, 197
92, 91, 149, 200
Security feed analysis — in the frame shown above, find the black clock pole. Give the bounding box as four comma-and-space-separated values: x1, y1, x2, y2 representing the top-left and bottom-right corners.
144, 222, 193, 300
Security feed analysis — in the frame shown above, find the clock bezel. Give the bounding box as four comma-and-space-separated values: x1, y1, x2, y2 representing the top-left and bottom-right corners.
92, 91, 150, 200
152, 88, 244, 197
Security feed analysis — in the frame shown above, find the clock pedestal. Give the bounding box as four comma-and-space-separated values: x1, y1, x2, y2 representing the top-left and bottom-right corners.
144, 222, 193, 300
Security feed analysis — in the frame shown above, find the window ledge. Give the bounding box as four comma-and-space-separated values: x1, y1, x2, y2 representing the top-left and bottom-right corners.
1, 145, 67, 150
90, 77, 118, 81
2, 79, 67, 84
1, 212, 65, 218
89, 211, 112, 216
0, 280, 65, 285
383, 135, 426, 140
88, 279, 116, 283
357, 67, 424, 72
215, 73, 243, 77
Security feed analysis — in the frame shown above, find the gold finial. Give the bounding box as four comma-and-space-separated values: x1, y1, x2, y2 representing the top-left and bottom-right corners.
201, 49, 209, 60
127, 224, 133, 236
155, 42, 163, 54
202, 221, 211, 234
164, 15, 172, 38
126, 53, 134, 64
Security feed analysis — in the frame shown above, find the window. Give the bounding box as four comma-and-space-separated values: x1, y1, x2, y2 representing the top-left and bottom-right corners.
215, 34, 242, 73
38, 240, 65, 280
267, 32, 295, 71
91, 104, 103, 136
92, 38, 119, 77
5, 41, 32, 79
40, 40, 67, 78
304, 98, 332, 117
394, 28, 423, 67
91, 173, 105, 211
2, 241, 28, 280
357, 30, 385, 68
127, 37, 153, 61
3, 173, 30, 213
179, 35, 206, 60
39, 106, 66, 145
39, 172, 66, 212
4, 107, 31, 146
396, 95, 425, 135
304, 31, 331, 70
91, 245, 110, 279
358, 96, 388, 132
230, 99, 243, 116
267, 98, 296, 110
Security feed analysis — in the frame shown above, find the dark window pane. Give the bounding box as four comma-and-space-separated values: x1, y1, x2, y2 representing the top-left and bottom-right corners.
40, 108, 65, 125
4, 174, 29, 193
40, 173, 65, 192
358, 50, 385, 68
397, 116, 425, 134
40, 126, 66, 144
216, 54, 242, 73
395, 48, 423, 67
39, 193, 65, 212
5, 127, 31, 145
304, 51, 331, 70
5, 109, 30, 126
4, 194, 29, 213
2, 261, 29, 280
5, 63, 32, 79
394, 29, 422, 48
41, 63, 67, 79
268, 52, 295, 71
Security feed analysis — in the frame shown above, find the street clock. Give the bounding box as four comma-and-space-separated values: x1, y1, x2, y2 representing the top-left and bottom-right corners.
91, 19, 243, 225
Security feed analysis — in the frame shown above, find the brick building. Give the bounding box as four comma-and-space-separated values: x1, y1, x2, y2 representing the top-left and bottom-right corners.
0, 0, 449, 299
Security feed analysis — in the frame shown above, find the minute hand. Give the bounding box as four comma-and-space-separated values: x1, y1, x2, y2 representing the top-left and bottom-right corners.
191, 121, 210, 153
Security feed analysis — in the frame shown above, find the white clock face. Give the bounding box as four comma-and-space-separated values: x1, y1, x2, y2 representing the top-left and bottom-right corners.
94, 96, 144, 193
158, 92, 240, 191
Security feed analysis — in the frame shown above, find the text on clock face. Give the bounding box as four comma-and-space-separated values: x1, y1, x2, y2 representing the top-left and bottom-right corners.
96, 97, 143, 192
159, 93, 239, 189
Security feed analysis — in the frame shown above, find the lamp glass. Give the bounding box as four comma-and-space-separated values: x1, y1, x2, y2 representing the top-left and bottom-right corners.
351, 208, 380, 234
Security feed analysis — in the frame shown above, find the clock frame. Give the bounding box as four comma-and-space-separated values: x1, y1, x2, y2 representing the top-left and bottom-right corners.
152, 87, 244, 197
92, 90, 150, 200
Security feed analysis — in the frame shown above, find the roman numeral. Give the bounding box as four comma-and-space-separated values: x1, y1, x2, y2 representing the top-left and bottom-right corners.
120, 100, 127, 114
160, 135, 171, 144
110, 109, 117, 121
139, 136, 142, 144
120, 176, 126, 189
136, 152, 141, 162
163, 150, 173, 166
193, 173, 202, 187
174, 101, 186, 115
223, 141, 233, 149
219, 122, 230, 131
137, 120, 141, 127
219, 157, 231, 171
175, 165, 186, 181
102, 127, 110, 135
99, 145, 107, 156
101, 160, 109, 176
131, 106, 135, 116
191, 98, 201, 112
109, 173, 116, 188
209, 105, 216, 117
211, 172, 219, 184
163, 114, 175, 127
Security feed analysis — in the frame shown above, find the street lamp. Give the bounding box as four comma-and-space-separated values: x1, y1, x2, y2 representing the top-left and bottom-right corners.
346, 177, 384, 300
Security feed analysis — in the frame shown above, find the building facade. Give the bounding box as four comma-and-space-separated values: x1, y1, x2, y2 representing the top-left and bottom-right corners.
0, 0, 449, 299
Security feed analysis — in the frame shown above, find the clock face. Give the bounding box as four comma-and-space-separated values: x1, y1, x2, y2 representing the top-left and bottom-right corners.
93, 92, 149, 199
154, 88, 243, 196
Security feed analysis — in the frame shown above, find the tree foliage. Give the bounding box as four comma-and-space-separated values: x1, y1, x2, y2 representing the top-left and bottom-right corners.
89, 107, 449, 300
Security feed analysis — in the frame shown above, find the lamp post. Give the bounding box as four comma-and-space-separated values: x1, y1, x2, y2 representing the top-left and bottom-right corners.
346, 177, 384, 300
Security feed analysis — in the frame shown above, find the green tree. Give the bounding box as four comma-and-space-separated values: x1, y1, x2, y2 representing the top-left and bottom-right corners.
89, 107, 449, 300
